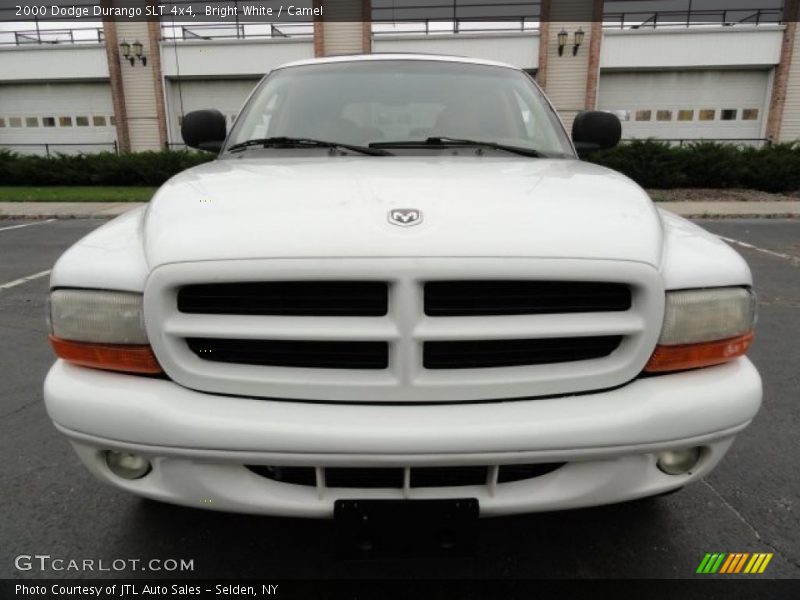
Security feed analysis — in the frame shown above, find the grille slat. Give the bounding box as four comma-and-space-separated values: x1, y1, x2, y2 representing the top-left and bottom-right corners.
425, 281, 631, 316
424, 336, 623, 369
245, 466, 316, 486
326, 468, 404, 489
411, 466, 488, 488
178, 281, 388, 316
497, 463, 566, 483
245, 464, 566, 489
187, 338, 389, 370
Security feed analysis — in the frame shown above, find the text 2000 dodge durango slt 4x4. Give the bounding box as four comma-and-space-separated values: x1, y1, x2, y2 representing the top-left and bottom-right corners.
44, 55, 761, 517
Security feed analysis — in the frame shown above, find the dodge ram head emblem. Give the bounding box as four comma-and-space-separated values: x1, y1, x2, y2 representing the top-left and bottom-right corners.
389, 209, 423, 227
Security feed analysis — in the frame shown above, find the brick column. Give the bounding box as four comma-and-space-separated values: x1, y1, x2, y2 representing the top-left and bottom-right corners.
542, 0, 595, 130
584, 0, 604, 110
147, 19, 168, 148
314, 0, 369, 57
362, 0, 372, 54
766, 0, 799, 142
108, 18, 165, 151
536, 0, 551, 89
313, 0, 325, 56
102, 19, 131, 152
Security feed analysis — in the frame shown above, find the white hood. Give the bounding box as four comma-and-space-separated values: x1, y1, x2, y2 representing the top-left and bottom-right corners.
143, 156, 663, 268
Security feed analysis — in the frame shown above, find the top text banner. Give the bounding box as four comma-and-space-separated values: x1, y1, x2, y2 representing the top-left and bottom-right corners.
0, 0, 791, 23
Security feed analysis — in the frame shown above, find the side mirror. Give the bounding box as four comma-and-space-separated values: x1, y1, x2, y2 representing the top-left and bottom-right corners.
572, 111, 622, 158
181, 109, 227, 153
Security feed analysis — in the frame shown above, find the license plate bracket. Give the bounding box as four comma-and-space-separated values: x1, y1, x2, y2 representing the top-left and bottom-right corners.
334, 498, 479, 558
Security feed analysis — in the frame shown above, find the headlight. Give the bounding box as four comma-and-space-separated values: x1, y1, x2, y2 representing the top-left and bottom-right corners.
50, 289, 148, 344
659, 288, 756, 345
645, 287, 756, 373
48, 289, 161, 374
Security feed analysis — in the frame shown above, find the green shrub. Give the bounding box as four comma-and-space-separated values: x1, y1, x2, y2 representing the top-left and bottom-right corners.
0, 149, 213, 187
588, 139, 688, 189
588, 139, 800, 192
1, 141, 799, 192
738, 143, 800, 193
679, 142, 744, 189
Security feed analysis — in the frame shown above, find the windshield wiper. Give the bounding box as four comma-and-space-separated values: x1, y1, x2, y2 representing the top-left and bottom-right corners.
227, 137, 392, 156
370, 137, 542, 158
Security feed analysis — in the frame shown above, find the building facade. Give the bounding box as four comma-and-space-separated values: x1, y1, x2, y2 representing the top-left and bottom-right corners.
0, 0, 798, 155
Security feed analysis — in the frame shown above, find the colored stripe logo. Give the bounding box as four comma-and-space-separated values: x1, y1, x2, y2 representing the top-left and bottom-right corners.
696, 552, 773, 574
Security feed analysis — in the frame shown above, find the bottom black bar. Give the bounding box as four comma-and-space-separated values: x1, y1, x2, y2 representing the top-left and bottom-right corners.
2, 579, 798, 600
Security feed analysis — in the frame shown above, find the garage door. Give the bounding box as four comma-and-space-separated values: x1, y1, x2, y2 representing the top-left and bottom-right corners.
0, 82, 116, 155
597, 70, 771, 143
166, 79, 260, 146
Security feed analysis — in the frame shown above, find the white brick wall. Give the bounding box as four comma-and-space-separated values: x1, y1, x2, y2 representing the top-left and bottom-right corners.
780, 24, 800, 142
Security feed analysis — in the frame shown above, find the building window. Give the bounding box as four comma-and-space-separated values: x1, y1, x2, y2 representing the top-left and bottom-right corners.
656, 110, 673, 122
609, 110, 630, 121
25, 117, 39, 127
699, 109, 716, 121
677, 110, 694, 121
721, 109, 738, 121
76, 116, 90, 127
109, 116, 116, 126
0, 118, 5, 128
93, 116, 107, 127
42, 117, 56, 127
742, 109, 759, 121
635, 110, 652, 122
9, 117, 23, 127
59, 116, 73, 127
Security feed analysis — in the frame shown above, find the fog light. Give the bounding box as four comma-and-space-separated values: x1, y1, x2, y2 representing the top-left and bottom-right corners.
105, 451, 151, 479
657, 447, 702, 475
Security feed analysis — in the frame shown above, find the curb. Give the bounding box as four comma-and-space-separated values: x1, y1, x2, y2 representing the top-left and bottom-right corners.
672, 213, 800, 219
658, 200, 800, 219
1, 203, 800, 220
0, 202, 146, 220
0, 214, 123, 220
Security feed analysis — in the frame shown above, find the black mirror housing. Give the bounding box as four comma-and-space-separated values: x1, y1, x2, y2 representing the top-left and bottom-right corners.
181, 109, 227, 153
572, 111, 622, 158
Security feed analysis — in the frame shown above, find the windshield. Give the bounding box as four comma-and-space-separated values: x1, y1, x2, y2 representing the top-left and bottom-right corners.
225, 60, 575, 158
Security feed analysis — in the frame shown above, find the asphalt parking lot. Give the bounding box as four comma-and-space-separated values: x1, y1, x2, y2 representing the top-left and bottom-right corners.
0, 217, 798, 580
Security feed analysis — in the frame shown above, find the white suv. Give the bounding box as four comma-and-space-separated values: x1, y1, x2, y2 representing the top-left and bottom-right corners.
44, 55, 761, 517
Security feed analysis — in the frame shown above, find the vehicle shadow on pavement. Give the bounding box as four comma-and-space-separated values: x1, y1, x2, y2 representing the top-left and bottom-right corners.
109, 494, 677, 579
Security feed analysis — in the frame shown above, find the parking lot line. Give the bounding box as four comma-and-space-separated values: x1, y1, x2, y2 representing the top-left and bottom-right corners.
0, 219, 55, 233
0, 270, 51, 291
719, 236, 799, 264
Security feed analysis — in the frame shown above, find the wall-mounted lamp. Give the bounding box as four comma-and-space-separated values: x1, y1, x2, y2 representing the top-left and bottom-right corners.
557, 29, 568, 56
573, 28, 585, 56
120, 39, 146, 66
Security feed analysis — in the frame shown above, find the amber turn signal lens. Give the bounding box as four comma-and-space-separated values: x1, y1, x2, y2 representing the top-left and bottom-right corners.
644, 332, 754, 374
49, 335, 163, 374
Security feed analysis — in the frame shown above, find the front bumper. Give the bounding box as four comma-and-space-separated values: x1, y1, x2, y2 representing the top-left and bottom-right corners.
44, 358, 761, 517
